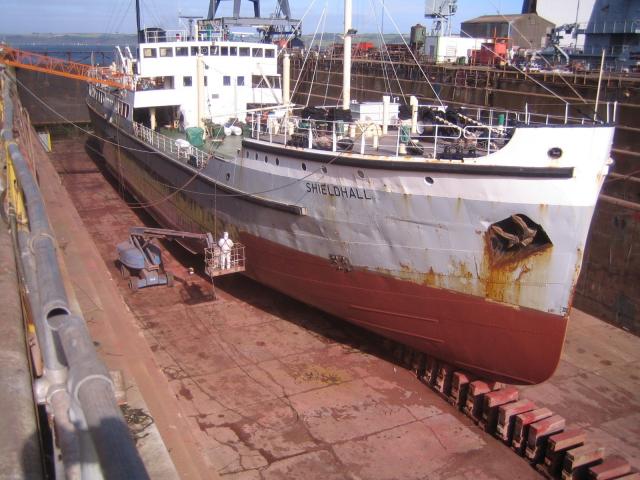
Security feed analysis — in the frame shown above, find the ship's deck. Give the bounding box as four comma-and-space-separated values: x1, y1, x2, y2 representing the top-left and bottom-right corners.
158, 124, 503, 164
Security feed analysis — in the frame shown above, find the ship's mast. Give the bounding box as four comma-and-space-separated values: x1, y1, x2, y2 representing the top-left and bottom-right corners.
135, 0, 142, 39
342, 0, 353, 110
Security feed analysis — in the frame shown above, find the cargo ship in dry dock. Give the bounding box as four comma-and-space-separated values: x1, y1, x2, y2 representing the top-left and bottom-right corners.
86, 0, 615, 384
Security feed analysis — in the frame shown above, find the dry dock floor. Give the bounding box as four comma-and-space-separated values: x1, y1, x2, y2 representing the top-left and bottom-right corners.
42, 135, 640, 479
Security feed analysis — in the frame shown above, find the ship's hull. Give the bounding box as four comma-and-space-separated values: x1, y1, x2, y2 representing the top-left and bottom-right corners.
242, 232, 566, 384
88, 100, 611, 384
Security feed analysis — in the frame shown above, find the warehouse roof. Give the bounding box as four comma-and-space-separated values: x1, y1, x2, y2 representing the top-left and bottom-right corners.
462, 14, 524, 24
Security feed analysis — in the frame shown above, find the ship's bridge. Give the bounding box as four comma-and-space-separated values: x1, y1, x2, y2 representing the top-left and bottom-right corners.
132, 36, 281, 125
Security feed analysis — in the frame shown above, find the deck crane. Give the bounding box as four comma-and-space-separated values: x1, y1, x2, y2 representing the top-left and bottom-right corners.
0, 45, 133, 90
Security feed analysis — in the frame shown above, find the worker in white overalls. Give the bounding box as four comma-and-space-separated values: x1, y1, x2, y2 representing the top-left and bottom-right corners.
218, 232, 234, 270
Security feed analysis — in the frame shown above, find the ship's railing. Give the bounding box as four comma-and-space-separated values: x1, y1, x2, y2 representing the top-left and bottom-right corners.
454, 102, 617, 127
1, 72, 149, 478
132, 122, 211, 168
87, 92, 214, 169
248, 112, 516, 158
140, 28, 224, 43
247, 99, 616, 158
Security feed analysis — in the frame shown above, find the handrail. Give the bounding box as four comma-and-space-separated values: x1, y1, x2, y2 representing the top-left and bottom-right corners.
1, 71, 149, 479
132, 121, 213, 167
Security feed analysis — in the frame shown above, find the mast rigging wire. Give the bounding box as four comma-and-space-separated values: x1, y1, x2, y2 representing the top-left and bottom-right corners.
376, 0, 445, 108
6, 73, 351, 205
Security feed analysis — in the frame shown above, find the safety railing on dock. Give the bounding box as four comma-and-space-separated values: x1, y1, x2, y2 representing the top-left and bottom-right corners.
1, 71, 149, 479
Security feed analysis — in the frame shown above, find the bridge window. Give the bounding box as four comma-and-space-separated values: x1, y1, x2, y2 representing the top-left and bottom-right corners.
183, 76, 193, 87
220, 46, 229, 56
210, 45, 219, 55
176, 47, 188, 56
239, 47, 250, 57
143, 48, 157, 58
200, 46, 209, 55
237, 76, 245, 86
223, 76, 231, 86
191, 46, 199, 56
159, 47, 173, 57
252, 75, 281, 88
204, 76, 208, 86
230, 46, 237, 55
252, 48, 263, 57
265, 48, 275, 58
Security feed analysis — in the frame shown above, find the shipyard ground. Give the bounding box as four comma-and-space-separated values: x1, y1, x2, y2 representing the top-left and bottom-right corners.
5, 133, 637, 479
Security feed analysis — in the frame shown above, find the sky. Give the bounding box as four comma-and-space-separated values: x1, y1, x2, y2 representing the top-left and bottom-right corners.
0, 0, 524, 35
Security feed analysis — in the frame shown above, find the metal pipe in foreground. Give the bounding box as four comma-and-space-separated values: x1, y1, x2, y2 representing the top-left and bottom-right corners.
2, 74, 149, 479
49, 314, 149, 480
7, 141, 70, 322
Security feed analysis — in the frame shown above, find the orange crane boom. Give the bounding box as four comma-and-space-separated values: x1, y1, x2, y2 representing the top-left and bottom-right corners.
0, 45, 133, 90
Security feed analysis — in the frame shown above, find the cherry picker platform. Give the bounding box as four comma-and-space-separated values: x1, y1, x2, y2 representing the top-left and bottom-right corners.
116, 226, 245, 291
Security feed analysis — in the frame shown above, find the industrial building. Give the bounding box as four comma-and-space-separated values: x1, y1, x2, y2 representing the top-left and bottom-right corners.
522, 0, 640, 62
460, 13, 554, 50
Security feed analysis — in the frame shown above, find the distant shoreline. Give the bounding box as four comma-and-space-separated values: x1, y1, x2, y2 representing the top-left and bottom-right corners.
0, 33, 137, 46
1, 32, 407, 48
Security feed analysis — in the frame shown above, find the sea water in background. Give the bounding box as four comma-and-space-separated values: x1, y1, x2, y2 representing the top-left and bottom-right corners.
11, 43, 125, 66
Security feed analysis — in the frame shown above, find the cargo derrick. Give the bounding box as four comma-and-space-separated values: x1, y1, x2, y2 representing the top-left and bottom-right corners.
0, 45, 133, 90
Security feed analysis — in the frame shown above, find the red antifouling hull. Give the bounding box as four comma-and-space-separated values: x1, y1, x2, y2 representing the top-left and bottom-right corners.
242, 233, 567, 385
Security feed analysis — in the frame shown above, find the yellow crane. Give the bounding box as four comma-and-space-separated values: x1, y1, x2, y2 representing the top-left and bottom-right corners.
0, 45, 133, 90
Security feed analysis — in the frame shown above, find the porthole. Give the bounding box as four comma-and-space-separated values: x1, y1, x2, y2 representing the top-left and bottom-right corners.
225, 173, 230, 181
321, 166, 327, 174
425, 176, 434, 185
264, 155, 268, 163
275, 158, 280, 166
302, 163, 307, 171
548, 147, 563, 159
357, 170, 365, 178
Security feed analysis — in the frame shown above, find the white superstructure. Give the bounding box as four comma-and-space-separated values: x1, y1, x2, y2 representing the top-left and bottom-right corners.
115, 27, 282, 131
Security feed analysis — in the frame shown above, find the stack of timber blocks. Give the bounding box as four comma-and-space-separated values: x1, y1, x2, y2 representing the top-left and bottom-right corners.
406, 355, 639, 480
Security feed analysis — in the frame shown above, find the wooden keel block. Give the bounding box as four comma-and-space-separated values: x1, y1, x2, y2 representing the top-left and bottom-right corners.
541, 429, 587, 479
463, 381, 492, 422
480, 386, 519, 434
561, 444, 605, 480
495, 399, 537, 444
525, 414, 566, 464
435, 364, 454, 398
511, 407, 553, 456
412, 353, 427, 379
588, 455, 631, 480
424, 357, 439, 387
448, 371, 472, 409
